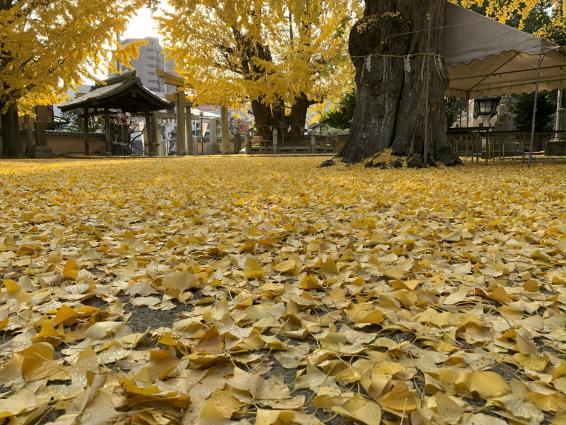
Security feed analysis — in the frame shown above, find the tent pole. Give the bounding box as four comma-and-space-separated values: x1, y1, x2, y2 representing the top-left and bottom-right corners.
528, 55, 543, 167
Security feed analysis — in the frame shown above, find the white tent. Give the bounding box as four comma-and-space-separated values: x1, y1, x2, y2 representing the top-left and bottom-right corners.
442, 3, 565, 163
444, 3, 565, 97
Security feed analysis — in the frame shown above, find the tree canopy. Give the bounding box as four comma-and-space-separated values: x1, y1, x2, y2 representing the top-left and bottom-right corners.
0, 0, 145, 115
158, 0, 360, 133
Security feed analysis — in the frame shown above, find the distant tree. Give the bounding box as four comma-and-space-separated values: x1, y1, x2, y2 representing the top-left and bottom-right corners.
512, 92, 557, 132
0, 0, 145, 157
323, 92, 468, 130
320, 91, 356, 129
158, 0, 360, 138
446, 97, 469, 128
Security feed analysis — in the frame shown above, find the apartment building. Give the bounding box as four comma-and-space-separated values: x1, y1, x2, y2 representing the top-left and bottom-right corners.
118, 37, 176, 95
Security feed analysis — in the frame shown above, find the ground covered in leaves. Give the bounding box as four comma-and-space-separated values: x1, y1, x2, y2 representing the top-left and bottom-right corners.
0, 157, 563, 425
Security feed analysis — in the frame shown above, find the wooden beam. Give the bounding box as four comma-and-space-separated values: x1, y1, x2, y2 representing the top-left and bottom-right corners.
157, 69, 186, 87
165, 93, 192, 104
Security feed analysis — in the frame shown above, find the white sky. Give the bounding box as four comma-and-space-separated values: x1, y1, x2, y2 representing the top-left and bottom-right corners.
122, 7, 161, 40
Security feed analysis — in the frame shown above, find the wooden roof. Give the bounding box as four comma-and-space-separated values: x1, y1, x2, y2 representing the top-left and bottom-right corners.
59, 72, 173, 113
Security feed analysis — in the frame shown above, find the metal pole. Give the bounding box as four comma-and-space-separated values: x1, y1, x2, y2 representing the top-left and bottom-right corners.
553, 90, 564, 142
528, 55, 543, 166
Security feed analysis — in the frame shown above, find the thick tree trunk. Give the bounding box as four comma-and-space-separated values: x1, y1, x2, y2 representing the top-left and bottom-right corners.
233, 29, 311, 142
288, 93, 310, 137
251, 95, 311, 140
251, 98, 275, 139
339, 0, 460, 166
0, 102, 24, 158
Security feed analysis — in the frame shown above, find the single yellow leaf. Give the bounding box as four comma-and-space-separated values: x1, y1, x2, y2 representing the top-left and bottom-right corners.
434, 392, 463, 420
195, 327, 223, 354
63, 258, 79, 280
274, 259, 297, 274
19, 342, 55, 381
158, 332, 177, 346
347, 303, 384, 324
200, 390, 242, 424
53, 304, 79, 326
3, 279, 20, 295
513, 353, 549, 372
255, 409, 295, 425
466, 371, 510, 398
121, 378, 160, 396
322, 258, 338, 274
244, 257, 265, 280
299, 274, 322, 289
381, 267, 405, 280
332, 395, 381, 425
378, 381, 420, 413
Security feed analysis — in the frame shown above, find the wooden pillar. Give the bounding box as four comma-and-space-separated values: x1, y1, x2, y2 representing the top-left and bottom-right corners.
104, 108, 112, 156
272, 128, 278, 154
220, 106, 230, 154
151, 112, 160, 156
83, 108, 90, 155
186, 104, 194, 155
176, 89, 187, 155
29, 121, 53, 158
151, 112, 163, 156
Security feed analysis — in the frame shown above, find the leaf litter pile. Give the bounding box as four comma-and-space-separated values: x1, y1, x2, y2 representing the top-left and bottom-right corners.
0, 157, 563, 425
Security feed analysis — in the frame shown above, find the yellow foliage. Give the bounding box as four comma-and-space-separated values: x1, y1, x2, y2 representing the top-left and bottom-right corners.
451, 0, 562, 33
157, 0, 361, 107
0, 0, 145, 115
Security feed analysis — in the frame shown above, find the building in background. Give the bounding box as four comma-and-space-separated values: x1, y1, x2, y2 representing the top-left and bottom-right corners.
118, 37, 176, 96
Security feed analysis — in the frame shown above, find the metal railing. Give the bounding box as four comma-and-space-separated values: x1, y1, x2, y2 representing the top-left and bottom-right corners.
448, 128, 565, 163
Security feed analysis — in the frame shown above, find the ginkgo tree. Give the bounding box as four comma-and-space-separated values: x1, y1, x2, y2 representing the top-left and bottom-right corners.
0, 0, 147, 157
339, 0, 563, 165
158, 0, 360, 137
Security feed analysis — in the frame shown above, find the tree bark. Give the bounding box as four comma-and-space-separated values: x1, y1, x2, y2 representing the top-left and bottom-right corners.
0, 102, 24, 157
250, 99, 275, 138
339, 0, 460, 166
288, 93, 311, 137
233, 29, 312, 141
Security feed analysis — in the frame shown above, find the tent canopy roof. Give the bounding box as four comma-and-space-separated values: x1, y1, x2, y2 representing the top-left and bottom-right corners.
59, 72, 173, 113
443, 3, 565, 97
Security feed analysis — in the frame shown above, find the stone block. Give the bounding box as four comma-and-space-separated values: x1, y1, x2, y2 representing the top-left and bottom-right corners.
545, 141, 566, 156
29, 145, 54, 158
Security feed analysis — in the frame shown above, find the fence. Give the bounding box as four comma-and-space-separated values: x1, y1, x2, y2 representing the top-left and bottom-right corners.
247, 127, 347, 154
447, 128, 566, 163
